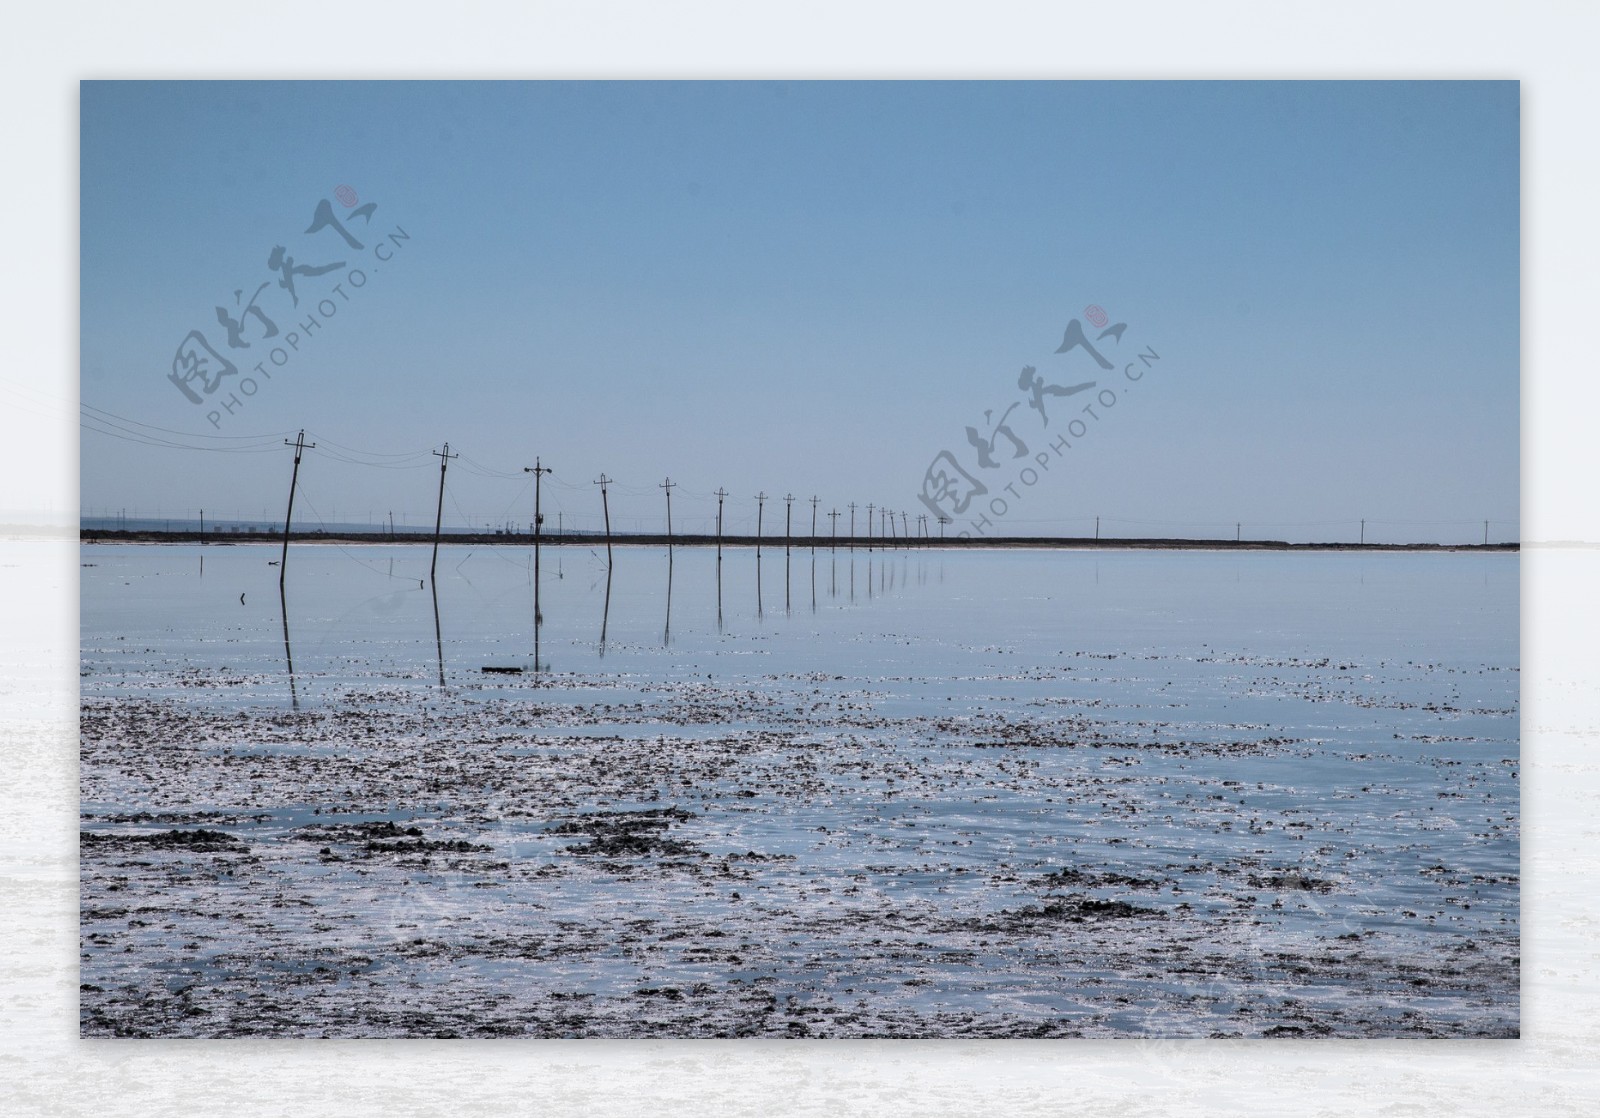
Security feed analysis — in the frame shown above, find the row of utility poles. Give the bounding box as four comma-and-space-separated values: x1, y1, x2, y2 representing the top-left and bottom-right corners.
271, 437, 955, 584
286, 440, 1514, 584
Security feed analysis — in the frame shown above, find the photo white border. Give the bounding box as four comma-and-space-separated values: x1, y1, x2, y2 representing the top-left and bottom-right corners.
5, 1, 1595, 1113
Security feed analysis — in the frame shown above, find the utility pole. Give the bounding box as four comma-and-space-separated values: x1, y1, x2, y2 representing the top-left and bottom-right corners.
1095, 515, 1100, 541
784, 494, 794, 553
1484, 520, 1489, 546
595, 474, 613, 567
810, 496, 820, 544
866, 502, 875, 551
849, 502, 857, 551
755, 492, 767, 555
279, 430, 314, 589
1236, 522, 1240, 543
939, 515, 949, 539
659, 477, 676, 543
900, 510, 909, 544
199, 509, 205, 544
1360, 519, 1365, 546
715, 487, 727, 560
388, 511, 394, 541
829, 508, 840, 549
430, 442, 457, 587
523, 457, 552, 595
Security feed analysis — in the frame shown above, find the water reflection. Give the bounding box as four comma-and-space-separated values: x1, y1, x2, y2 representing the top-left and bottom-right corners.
279, 583, 298, 709
598, 565, 613, 657
663, 548, 673, 648
431, 582, 445, 688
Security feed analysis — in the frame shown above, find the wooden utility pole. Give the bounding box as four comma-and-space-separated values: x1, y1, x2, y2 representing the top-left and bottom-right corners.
755, 492, 768, 555
1484, 520, 1489, 546
1095, 515, 1100, 540
829, 508, 840, 549
715, 487, 727, 560
938, 515, 949, 539
523, 457, 552, 605
1236, 522, 1241, 542
595, 474, 613, 567
1360, 519, 1365, 545
848, 503, 857, 551
660, 477, 676, 543
866, 502, 874, 551
900, 510, 909, 545
809, 495, 819, 544
430, 442, 457, 587
279, 430, 314, 589
784, 493, 794, 553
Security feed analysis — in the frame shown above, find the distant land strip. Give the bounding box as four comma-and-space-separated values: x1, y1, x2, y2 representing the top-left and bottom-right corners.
79, 529, 1519, 552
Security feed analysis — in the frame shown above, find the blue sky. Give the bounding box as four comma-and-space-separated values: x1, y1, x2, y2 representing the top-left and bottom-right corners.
80, 80, 1519, 542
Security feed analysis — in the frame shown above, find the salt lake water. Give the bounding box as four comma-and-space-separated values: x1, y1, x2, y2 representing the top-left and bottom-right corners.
79, 543, 1519, 1037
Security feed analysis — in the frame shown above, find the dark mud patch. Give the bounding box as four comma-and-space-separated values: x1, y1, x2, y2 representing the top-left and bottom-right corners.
79, 828, 246, 853
548, 807, 705, 858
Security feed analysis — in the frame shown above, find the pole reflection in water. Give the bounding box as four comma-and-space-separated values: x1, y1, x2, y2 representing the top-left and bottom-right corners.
784, 552, 791, 616
431, 581, 445, 688
532, 549, 546, 674
830, 552, 837, 601
810, 552, 816, 613
850, 554, 856, 604
279, 583, 298, 710
756, 552, 764, 620
599, 565, 613, 657
663, 548, 673, 648
715, 554, 723, 632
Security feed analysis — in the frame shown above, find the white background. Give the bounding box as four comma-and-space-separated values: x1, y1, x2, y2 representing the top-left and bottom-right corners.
3, 2, 1596, 1114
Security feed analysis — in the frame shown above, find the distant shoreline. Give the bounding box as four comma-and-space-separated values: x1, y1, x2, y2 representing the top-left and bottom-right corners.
78, 529, 1518, 553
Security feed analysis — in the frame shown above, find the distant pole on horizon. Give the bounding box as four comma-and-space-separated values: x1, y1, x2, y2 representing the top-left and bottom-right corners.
199, 509, 205, 544
1095, 515, 1100, 541
659, 477, 676, 544
524, 457, 552, 593
279, 430, 314, 589
849, 503, 857, 552
866, 503, 875, 552
595, 474, 613, 567
755, 492, 767, 556
715, 487, 727, 560
809, 495, 819, 545
1236, 522, 1240, 543
784, 494, 794, 554
939, 515, 949, 539
1360, 519, 1365, 545
900, 510, 909, 545
829, 508, 839, 550
429, 442, 457, 587
1484, 519, 1489, 546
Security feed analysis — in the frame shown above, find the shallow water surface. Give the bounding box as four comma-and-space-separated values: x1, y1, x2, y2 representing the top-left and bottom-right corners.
79, 543, 1518, 1037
